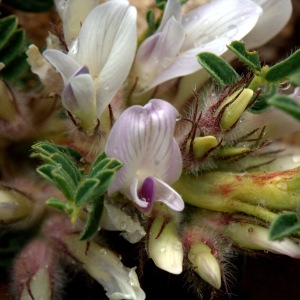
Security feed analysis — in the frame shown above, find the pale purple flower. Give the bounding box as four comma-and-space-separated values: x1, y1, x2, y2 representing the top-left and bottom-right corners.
43, 0, 137, 132
131, 0, 262, 93
105, 99, 184, 213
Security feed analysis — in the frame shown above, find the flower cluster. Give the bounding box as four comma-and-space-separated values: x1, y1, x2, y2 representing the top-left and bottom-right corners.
1, 0, 300, 299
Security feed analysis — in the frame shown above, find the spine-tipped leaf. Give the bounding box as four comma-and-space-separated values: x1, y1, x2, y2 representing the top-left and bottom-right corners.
37, 165, 75, 200
79, 196, 104, 240
0, 16, 18, 49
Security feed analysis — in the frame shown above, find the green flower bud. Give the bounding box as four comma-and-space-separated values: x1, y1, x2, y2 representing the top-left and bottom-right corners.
218, 146, 251, 158
216, 88, 253, 130
188, 136, 218, 159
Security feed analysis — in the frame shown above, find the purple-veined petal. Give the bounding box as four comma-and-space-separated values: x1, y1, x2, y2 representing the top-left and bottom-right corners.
72, 1, 136, 76
152, 177, 184, 211
43, 49, 80, 83
106, 99, 182, 196
95, 5, 137, 116
244, 0, 292, 48
134, 17, 184, 92
181, 0, 262, 51
157, 0, 182, 31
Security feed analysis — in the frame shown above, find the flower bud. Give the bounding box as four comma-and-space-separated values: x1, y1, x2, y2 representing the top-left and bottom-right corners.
216, 88, 253, 130
12, 239, 60, 300
0, 186, 33, 224
218, 146, 251, 158
147, 215, 183, 274
188, 242, 221, 289
222, 222, 300, 258
188, 136, 218, 159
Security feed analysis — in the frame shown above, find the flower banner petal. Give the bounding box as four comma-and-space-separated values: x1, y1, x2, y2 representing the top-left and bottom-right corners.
96, 5, 137, 116
106, 99, 182, 199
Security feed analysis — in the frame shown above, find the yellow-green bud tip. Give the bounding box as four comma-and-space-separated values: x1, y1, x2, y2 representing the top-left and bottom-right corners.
219, 88, 253, 130
191, 136, 218, 159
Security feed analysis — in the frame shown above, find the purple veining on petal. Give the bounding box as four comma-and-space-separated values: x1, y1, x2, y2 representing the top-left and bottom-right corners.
106, 99, 183, 213
138, 176, 155, 212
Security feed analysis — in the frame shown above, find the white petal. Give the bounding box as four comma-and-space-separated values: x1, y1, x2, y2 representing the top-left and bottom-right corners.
73, 1, 136, 76
43, 49, 80, 83
146, 0, 262, 90
153, 177, 184, 211
134, 17, 184, 92
95, 5, 137, 116
157, 0, 182, 31
61, 0, 99, 45
65, 73, 96, 119
181, 0, 262, 51
245, 0, 292, 48
147, 37, 229, 90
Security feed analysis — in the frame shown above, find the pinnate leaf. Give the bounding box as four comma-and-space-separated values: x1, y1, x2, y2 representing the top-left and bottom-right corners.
197, 52, 240, 88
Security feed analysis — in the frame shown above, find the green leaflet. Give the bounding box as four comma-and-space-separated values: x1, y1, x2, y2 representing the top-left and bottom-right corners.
33, 142, 123, 240
248, 84, 277, 113
0, 53, 28, 81
46, 197, 67, 212
0, 16, 29, 81
0, 16, 18, 49
265, 49, 300, 83
227, 40, 261, 72
197, 52, 240, 88
75, 170, 117, 206
0, 30, 25, 65
79, 196, 104, 240
74, 178, 101, 206
269, 213, 300, 240
267, 94, 300, 121
37, 165, 75, 200
32, 142, 82, 185
88, 157, 122, 178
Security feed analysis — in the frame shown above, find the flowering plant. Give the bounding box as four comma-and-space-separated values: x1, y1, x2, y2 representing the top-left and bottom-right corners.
1, 0, 300, 299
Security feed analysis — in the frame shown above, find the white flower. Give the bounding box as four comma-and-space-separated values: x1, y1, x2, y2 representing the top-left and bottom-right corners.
131, 0, 262, 94
43, 0, 137, 132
